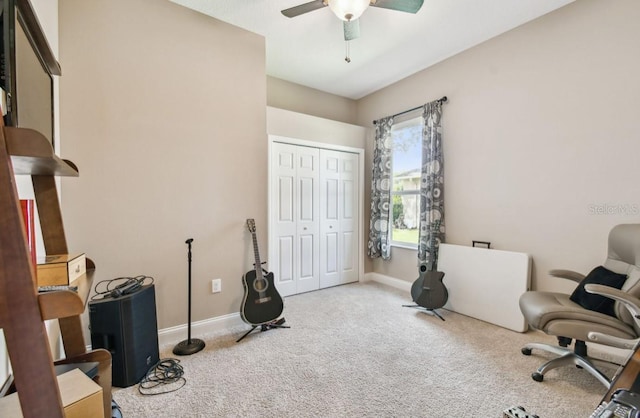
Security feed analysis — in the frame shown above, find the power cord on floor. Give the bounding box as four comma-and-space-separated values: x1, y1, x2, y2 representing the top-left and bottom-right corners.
138, 358, 186, 396
111, 398, 123, 418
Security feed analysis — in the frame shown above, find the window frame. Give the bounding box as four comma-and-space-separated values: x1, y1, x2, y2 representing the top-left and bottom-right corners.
389, 115, 423, 249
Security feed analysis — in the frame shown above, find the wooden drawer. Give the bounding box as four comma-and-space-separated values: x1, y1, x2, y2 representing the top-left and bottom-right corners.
37, 253, 86, 287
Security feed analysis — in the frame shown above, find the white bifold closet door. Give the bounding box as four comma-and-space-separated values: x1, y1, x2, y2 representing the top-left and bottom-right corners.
271, 142, 359, 297
319, 149, 359, 289
271, 142, 320, 297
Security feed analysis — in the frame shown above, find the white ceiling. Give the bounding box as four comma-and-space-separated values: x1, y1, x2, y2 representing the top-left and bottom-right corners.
171, 0, 574, 100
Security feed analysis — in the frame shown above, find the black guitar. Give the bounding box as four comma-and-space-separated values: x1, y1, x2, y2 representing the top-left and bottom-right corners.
240, 219, 284, 325
410, 220, 448, 310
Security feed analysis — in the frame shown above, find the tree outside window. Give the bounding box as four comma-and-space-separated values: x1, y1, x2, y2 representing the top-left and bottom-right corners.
390, 116, 423, 248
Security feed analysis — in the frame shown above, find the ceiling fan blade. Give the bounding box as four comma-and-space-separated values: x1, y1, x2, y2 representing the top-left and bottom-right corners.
370, 0, 424, 14
281, 1, 327, 18
343, 20, 360, 41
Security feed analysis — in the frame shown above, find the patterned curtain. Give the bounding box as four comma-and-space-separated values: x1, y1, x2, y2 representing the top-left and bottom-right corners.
417, 101, 445, 265
368, 116, 394, 260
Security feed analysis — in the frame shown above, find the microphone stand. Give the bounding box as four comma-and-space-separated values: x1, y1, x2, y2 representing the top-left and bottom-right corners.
173, 238, 205, 355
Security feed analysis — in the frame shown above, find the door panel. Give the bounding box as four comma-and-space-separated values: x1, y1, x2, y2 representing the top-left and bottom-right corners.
319, 149, 359, 288
299, 234, 314, 278
340, 153, 359, 284
276, 155, 295, 267
320, 150, 340, 288
342, 179, 354, 219
297, 232, 318, 293
271, 142, 319, 296
342, 231, 354, 271
278, 177, 294, 222
272, 144, 298, 296
325, 179, 338, 220
295, 146, 320, 294
278, 236, 294, 285
300, 178, 314, 221
325, 233, 338, 273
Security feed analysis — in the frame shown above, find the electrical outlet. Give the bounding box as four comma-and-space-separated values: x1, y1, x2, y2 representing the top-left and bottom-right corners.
212, 278, 222, 294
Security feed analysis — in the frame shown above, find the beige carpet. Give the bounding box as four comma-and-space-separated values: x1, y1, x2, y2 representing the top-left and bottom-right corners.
113, 281, 615, 417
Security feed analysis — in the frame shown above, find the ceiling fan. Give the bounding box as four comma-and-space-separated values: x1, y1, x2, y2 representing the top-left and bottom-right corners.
281, 0, 424, 62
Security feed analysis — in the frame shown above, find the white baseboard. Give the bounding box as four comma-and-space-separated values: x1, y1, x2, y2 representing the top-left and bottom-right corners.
157, 312, 244, 348
363, 272, 411, 292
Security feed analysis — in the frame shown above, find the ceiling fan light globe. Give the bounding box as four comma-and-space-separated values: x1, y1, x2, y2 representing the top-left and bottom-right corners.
328, 0, 370, 21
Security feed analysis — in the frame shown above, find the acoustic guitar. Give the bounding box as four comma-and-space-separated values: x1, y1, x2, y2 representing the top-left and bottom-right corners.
240, 219, 284, 325
410, 220, 448, 310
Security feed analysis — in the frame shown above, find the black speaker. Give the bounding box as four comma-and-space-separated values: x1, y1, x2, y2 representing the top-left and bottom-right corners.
89, 284, 159, 387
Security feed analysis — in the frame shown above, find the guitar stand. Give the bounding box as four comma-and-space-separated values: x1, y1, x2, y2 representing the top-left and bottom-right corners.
236, 317, 290, 343
402, 304, 445, 321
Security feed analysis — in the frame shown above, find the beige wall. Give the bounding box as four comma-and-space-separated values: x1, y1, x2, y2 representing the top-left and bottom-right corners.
267, 106, 366, 150
59, 0, 267, 330
267, 76, 358, 125
356, 0, 640, 291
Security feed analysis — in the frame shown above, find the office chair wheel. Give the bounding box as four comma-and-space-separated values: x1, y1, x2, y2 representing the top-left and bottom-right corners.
521, 347, 532, 355
531, 372, 544, 382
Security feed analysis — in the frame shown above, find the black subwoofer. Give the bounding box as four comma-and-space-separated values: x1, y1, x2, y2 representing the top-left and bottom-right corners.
89, 284, 159, 387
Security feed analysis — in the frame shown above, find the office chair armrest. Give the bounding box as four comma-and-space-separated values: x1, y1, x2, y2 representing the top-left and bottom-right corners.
585, 284, 640, 318
549, 269, 585, 283
585, 284, 640, 351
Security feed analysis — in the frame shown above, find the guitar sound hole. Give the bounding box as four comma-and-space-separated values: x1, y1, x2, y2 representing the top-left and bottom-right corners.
253, 278, 268, 293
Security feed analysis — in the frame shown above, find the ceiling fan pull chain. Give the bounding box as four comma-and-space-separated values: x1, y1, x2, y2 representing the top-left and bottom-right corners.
345, 40, 351, 63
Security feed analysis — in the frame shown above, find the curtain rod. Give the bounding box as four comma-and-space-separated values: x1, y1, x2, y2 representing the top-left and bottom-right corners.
373, 96, 448, 125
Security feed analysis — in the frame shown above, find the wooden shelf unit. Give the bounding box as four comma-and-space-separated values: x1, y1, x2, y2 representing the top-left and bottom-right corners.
0, 124, 112, 417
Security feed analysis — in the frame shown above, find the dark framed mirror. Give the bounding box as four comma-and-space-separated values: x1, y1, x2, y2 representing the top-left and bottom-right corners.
1, 0, 60, 149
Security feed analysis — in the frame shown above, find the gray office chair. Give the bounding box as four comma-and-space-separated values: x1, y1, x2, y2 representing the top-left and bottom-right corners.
519, 224, 640, 387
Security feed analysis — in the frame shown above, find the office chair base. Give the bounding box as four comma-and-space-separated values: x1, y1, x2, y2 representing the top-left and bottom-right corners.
522, 342, 612, 387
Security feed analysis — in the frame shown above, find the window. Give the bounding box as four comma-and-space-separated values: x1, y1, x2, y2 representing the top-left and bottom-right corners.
390, 116, 423, 248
